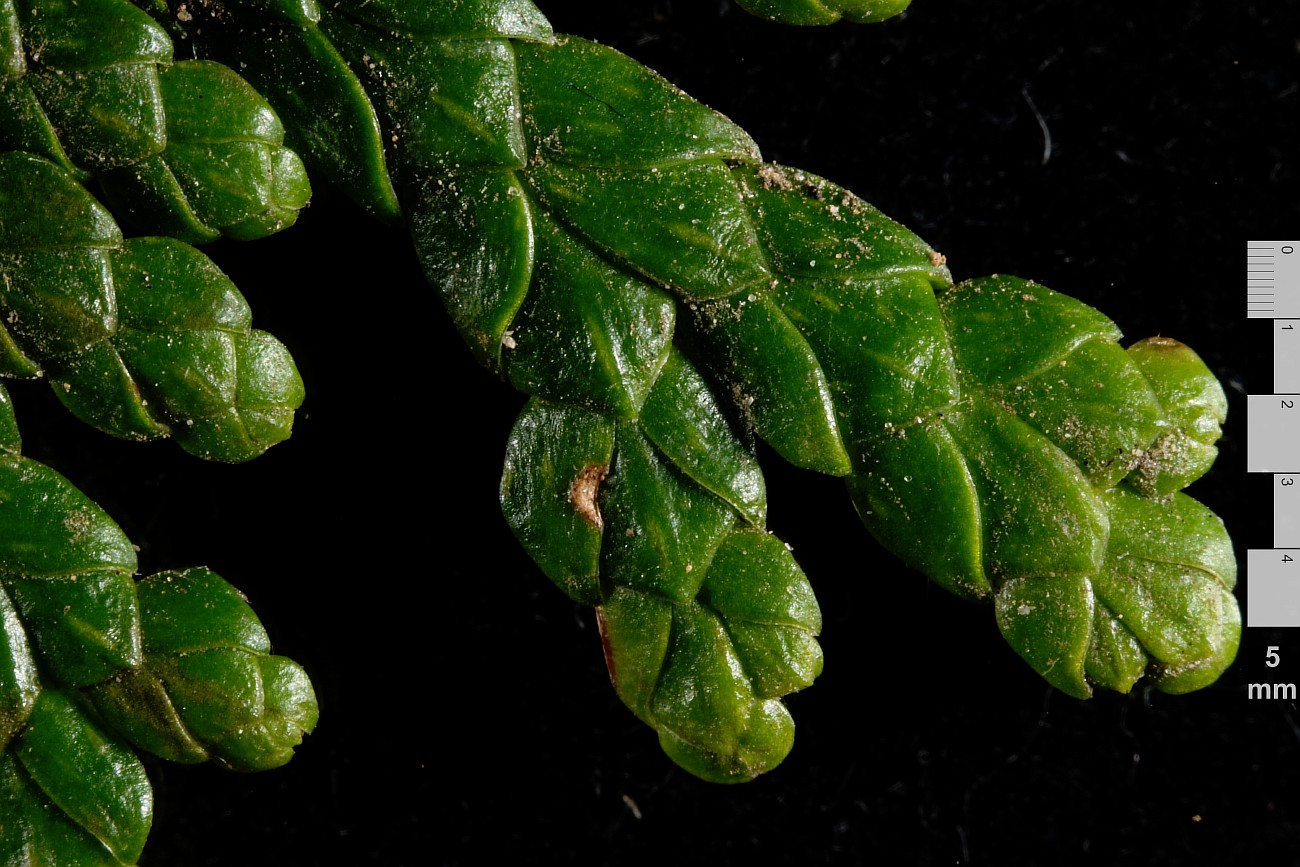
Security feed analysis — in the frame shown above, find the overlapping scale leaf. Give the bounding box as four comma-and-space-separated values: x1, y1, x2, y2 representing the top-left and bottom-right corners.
7, 0, 170, 171
0, 432, 317, 860
1090, 487, 1238, 693
500, 398, 612, 606
0, 383, 18, 451
87, 568, 318, 771
691, 291, 852, 476
0, 583, 37, 754
735, 0, 912, 25
329, 0, 551, 40
195, 14, 822, 782
0, 2, 21, 77
180, 0, 1238, 780
996, 487, 1238, 698
15, 690, 152, 864
164, 0, 400, 221
598, 519, 819, 785
0, 451, 138, 759
597, 525, 821, 783
501, 349, 818, 782
638, 347, 766, 525
500, 210, 673, 417
411, 170, 534, 371
2, 0, 310, 240
97, 60, 311, 242
0, 751, 128, 867
0, 152, 304, 461
512, 36, 759, 168
0, 452, 136, 578
825, 270, 1231, 687
524, 161, 771, 300
321, 10, 532, 186
1123, 337, 1227, 497
651, 156, 1235, 692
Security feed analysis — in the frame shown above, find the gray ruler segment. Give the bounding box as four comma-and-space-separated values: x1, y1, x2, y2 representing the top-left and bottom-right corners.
1249, 241, 1300, 318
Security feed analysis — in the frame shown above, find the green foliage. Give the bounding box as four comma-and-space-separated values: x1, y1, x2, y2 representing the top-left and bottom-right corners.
0, 0, 319, 860
0, 382, 316, 863
0, 1, 1239, 858
0, 152, 304, 461
0, 0, 309, 240
142, 0, 1235, 781
88, 568, 319, 771
735, 0, 912, 25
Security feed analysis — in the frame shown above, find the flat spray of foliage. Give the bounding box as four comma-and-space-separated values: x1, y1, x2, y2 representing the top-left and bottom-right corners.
0, 0, 1234, 860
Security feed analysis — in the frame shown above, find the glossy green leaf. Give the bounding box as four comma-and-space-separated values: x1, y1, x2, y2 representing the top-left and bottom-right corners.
4, 572, 141, 688
943, 398, 1108, 583
0, 75, 83, 177
513, 36, 759, 168
500, 345, 819, 781
0, 1, 22, 78
330, 0, 551, 40
691, 291, 853, 476
502, 210, 673, 417
98, 60, 311, 243
1093, 487, 1238, 694
638, 347, 766, 526
0, 149, 119, 250
996, 487, 1237, 697
87, 568, 317, 771
165, 0, 1237, 788
735, 0, 912, 25
15, 0, 169, 71
411, 170, 534, 372
0, 752, 126, 867
323, 13, 529, 182
598, 524, 820, 783
0, 584, 38, 754
25, 56, 166, 171
500, 398, 613, 606
525, 161, 771, 300
1124, 337, 1227, 497
599, 420, 735, 603
699, 528, 822, 698
995, 574, 1095, 698
0, 450, 141, 748
987, 336, 1160, 489
0, 155, 304, 460
184, 8, 399, 221
16, 690, 151, 864
0, 453, 136, 578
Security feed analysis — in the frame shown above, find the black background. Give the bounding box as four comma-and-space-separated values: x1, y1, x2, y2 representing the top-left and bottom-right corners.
9, 0, 1297, 863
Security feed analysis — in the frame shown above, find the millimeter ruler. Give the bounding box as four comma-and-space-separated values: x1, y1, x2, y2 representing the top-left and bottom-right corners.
1248, 241, 1300, 625
1248, 242, 1300, 318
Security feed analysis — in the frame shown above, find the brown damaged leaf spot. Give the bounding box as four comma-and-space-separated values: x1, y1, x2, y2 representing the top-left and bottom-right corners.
570, 463, 609, 529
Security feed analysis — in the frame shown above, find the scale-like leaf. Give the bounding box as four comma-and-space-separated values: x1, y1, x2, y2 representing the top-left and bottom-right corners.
16, 690, 151, 864
89, 569, 318, 771
98, 60, 311, 243
734, 0, 912, 25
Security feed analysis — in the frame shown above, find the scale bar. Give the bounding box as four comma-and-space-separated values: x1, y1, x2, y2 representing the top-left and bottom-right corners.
1249, 241, 1298, 318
